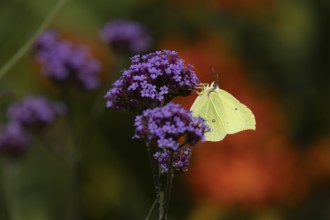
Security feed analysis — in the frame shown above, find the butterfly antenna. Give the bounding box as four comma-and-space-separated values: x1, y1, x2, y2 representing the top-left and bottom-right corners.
212, 67, 219, 89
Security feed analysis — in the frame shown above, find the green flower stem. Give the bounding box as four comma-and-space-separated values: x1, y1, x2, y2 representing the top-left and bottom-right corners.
145, 198, 158, 220
158, 189, 165, 219
145, 142, 161, 220
146, 142, 160, 194
61, 88, 81, 220
160, 151, 174, 220
146, 145, 174, 220
3, 160, 22, 220
0, 0, 67, 80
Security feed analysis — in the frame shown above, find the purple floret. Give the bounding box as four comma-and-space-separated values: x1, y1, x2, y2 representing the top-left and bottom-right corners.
133, 103, 209, 151
105, 50, 199, 113
154, 147, 192, 174
101, 19, 151, 53
34, 31, 101, 90
7, 96, 66, 128
0, 122, 30, 157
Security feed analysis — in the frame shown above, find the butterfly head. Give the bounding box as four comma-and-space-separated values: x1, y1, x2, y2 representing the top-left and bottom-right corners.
195, 82, 218, 96
203, 82, 218, 97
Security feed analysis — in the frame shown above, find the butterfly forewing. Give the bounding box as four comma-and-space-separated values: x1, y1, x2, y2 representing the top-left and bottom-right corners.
191, 88, 226, 141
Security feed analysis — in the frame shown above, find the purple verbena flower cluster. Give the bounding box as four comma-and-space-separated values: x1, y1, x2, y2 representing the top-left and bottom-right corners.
7, 96, 66, 128
0, 122, 30, 157
133, 103, 209, 151
101, 19, 151, 54
0, 96, 66, 157
35, 31, 101, 90
154, 147, 192, 174
105, 50, 199, 113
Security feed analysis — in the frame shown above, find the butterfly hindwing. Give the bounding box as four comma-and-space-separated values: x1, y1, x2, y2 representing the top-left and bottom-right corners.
213, 89, 256, 134
205, 93, 227, 141
190, 90, 208, 115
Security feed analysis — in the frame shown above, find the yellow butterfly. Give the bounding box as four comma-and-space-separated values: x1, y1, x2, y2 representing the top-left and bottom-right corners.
190, 82, 256, 142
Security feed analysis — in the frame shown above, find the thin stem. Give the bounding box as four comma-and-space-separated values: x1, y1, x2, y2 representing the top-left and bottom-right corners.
145, 198, 158, 220
160, 151, 174, 220
158, 159, 166, 218
35, 131, 60, 156
164, 169, 174, 217
0, 0, 67, 80
146, 142, 160, 194
146, 142, 162, 219
158, 186, 165, 220
61, 88, 80, 220
3, 160, 22, 220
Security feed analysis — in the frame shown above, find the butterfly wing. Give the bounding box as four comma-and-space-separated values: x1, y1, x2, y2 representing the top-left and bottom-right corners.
204, 95, 227, 141
190, 90, 208, 115
190, 91, 227, 141
211, 88, 256, 134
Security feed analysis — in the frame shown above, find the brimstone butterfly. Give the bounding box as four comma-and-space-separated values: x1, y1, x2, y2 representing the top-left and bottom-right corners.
190, 82, 256, 142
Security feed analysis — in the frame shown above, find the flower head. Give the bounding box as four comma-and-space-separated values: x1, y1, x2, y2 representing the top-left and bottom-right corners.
133, 103, 209, 150
34, 31, 101, 90
0, 122, 30, 157
105, 50, 199, 113
154, 147, 192, 174
101, 19, 151, 53
7, 96, 66, 128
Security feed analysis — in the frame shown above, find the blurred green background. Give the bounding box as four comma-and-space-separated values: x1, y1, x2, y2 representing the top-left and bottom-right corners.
0, 0, 330, 219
